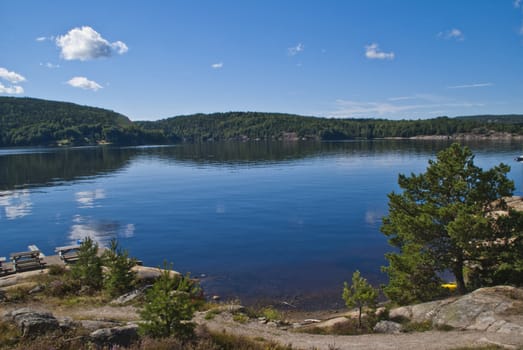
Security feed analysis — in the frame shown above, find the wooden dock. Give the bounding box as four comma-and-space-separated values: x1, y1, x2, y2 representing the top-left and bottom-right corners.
0, 244, 105, 276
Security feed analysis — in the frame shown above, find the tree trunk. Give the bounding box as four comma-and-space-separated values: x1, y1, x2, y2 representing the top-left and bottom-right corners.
358, 306, 362, 328
453, 255, 467, 294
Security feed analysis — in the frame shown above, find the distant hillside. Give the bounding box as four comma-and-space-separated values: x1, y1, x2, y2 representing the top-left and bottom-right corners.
137, 112, 523, 142
1, 97, 523, 147
0, 97, 164, 146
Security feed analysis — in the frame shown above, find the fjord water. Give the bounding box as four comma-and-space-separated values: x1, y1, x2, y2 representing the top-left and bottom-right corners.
1, 141, 522, 309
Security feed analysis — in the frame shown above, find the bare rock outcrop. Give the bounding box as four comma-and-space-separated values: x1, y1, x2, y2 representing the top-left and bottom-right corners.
390, 286, 523, 335
90, 323, 139, 347
3, 308, 60, 337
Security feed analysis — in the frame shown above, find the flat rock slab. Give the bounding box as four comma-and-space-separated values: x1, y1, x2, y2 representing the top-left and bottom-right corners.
390, 286, 523, 335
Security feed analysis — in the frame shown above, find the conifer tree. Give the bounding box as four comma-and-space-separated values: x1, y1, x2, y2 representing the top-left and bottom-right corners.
381, 143, 519, 304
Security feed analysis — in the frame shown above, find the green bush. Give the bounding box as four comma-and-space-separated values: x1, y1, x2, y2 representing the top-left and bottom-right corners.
71, 237, 103, 292
102, 239, 137, 297
139, 262, 203, 340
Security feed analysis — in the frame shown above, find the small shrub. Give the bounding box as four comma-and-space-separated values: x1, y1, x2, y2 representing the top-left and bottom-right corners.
261, 307, 282, 321
342, 270, 378, 328
0, 320, 20, 348
45, 277, 80, 298
402, 320, 433, 332
47, 264, 67, 276
102, 239, 137, 297
6, 286, 31, 303
139, 262, 203, 340
71, 237, 103, 291
204, 308, 222, 320
232, 313, 249, 324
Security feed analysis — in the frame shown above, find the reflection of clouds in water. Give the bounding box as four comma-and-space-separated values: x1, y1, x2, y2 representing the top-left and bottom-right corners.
75, 189, 106, 208
69, 215, 135, 247
216, 203, 226, 214
0, 190, 32, 220
121, 224, 135, 238
365, 210, 383, 227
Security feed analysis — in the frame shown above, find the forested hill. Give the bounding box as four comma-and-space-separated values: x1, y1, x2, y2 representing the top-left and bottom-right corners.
2, 96, 523, 146
137, 111, 523, 142
0, 97, 163, 146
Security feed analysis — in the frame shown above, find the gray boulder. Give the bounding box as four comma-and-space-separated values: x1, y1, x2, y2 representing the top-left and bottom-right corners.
90, 324, 139, 347
110, 285, 151, 305
373, 320, 403, 334
390, 286, 523, 335
4, 308, 60, 337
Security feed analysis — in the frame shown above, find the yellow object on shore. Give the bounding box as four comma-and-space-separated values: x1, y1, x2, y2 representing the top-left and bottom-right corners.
441, 282, 457, 291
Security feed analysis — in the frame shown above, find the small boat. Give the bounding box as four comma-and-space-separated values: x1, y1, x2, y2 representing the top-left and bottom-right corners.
516, 155, 523, 162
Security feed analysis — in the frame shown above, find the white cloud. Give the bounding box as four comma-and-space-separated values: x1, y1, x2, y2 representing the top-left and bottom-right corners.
288, 43, 304, 56
36, 36, 54, 42
0, 68, 25, 95
0, 67, 26, 83
56, 26, 128, 61
67, 76, 103, 91
211, 62, 223, 69
365, 43, 395, 60
515, 0, 521, 8
0, 83, 24, 94
40, 62, 60, 69
329, 98, 483, 118
438, 28, 464, 41
447, 82, 493, 89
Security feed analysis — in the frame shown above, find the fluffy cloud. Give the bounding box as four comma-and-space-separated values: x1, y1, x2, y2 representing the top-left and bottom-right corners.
67, 76, 103, 91
211, 62, 223, 69
0, 83, 24, 94
0, 67, 26, 83
438, 28, 464, 41
365, 43, 395, 60
0, 67, 25, 94
288, 43, 304, 56
56, 26, 128, 61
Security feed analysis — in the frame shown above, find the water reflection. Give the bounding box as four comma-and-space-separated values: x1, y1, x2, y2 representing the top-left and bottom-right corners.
75, 189, 106, 208
1, 140, 521, 191
0, 147, 134, 190
0, 190, 32, 220
68, 214, 135, 246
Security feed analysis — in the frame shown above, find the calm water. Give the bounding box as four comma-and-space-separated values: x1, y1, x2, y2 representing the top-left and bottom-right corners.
1, 140, 522, 309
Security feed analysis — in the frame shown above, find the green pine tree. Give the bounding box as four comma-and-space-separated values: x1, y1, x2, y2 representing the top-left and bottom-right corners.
139, 262, 203, 340
381, 143, 519, 304
342, 270, 378, 328
71, 237, 103, 291
102, 239, 137, 297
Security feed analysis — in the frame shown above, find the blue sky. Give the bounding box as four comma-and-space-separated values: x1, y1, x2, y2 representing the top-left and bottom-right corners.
1, 0, 523, 121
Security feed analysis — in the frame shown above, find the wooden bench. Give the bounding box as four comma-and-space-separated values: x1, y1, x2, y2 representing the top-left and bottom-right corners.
55, 245, 80, 263
10, 251, 44, 272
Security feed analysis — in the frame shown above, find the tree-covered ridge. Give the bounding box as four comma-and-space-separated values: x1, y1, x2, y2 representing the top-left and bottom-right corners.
0, 97, 163, 146
139, 112, 523, 143
2, 96, 523, 147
